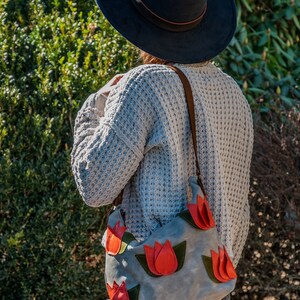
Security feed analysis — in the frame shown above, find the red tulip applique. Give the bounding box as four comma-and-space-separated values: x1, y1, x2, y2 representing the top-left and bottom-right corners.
202, 245, 237, 283
211, 246, 237, 282
136, 240, 186, 277
106, 221, 127, 256
106, 281, 129, 300
187, 194, 215, 230
144, 240, 178, 276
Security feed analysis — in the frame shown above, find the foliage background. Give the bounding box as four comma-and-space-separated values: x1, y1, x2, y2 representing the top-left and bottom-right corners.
0, 0, 299, 299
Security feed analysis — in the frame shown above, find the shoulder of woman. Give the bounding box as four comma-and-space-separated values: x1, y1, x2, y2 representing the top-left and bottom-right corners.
216, 70, 252, 113
121, 64, 174, 86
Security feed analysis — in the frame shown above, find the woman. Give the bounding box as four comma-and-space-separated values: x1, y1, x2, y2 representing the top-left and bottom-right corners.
71, 0, 254, 298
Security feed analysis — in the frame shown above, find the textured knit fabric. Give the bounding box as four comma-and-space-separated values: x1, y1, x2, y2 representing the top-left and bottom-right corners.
71, 62, 254, 267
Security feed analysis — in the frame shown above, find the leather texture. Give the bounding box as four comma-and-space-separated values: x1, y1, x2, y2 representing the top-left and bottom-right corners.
103, 176, 236, 299
167, 65, 207, 194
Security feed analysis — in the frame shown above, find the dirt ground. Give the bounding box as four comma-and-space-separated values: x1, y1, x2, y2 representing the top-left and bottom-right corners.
232, 110, 300, 299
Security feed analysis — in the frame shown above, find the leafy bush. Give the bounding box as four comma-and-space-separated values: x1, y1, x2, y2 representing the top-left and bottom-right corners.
0, 0, 299, 299
0, 0, 137, 298
218, 0, 300, 117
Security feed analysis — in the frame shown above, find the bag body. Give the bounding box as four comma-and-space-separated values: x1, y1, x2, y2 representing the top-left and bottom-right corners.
103, 176, 237, 300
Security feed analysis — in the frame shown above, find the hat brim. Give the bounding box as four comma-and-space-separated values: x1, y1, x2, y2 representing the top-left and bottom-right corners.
95, 0, 236, 63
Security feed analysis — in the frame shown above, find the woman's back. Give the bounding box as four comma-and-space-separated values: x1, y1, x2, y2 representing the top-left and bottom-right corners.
71, 62, 253, 267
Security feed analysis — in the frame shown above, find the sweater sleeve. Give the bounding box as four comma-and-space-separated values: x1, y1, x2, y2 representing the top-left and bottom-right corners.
71, 68, 156, 207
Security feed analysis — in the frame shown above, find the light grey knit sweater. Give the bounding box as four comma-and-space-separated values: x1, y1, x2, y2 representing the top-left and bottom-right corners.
71, 62, 254, 267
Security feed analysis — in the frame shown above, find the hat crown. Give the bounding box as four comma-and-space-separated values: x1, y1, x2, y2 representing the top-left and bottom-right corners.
95, 0, 237, 63
140, 0, 207, 23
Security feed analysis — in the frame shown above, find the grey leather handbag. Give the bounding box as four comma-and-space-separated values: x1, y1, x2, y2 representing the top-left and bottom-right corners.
102, 66, 237, 300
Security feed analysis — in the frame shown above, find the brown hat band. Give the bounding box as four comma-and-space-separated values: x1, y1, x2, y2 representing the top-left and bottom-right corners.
131, 0, 207, 32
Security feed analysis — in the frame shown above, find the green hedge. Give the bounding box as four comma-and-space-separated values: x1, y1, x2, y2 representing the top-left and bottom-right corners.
219, 0, 300, 116
0, 0, 299, 299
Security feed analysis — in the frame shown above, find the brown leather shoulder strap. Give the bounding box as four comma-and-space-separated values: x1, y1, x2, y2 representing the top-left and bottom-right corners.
167, 65, 207, 196
113, 189, 124, 206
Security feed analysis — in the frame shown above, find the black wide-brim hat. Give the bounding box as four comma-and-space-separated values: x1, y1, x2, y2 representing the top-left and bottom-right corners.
95, 0, 237, 64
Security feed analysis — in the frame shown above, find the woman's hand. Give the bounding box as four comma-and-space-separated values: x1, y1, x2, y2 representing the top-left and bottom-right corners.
99, 74, 124, 97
